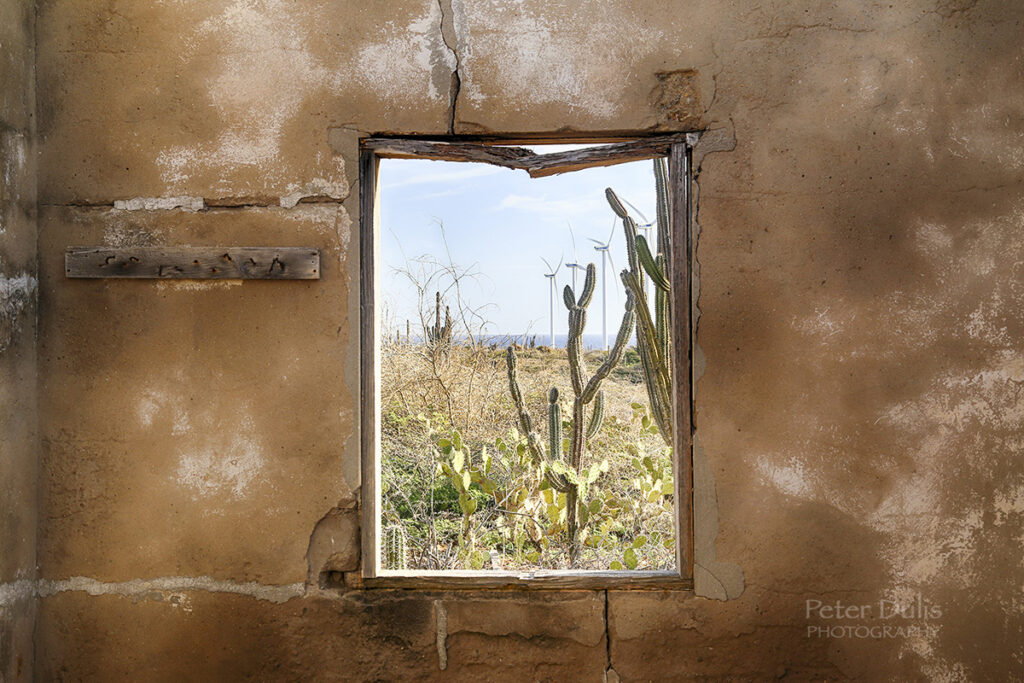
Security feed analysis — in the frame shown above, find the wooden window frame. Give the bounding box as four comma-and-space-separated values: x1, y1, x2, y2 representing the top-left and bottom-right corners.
359, 133, 697, 590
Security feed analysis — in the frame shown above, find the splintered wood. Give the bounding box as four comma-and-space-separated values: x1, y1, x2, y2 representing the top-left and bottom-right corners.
361, 133, 697, 178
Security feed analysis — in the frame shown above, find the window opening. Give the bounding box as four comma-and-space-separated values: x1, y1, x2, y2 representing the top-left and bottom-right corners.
360, 135, 694, 588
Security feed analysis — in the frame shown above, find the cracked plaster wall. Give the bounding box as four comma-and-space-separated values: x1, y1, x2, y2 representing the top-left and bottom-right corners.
14, 0, 1024, 680
0, 0, 38, 680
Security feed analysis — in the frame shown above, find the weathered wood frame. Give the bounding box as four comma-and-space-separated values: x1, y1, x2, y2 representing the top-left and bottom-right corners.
360, 135, 695, 590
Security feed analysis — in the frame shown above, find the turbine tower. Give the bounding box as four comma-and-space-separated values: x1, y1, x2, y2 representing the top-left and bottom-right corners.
541, 256, 562, 347
588, 224, 618, 351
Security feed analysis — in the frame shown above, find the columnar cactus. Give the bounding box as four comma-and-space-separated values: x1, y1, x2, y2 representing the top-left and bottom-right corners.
384, 524, 407, 570
506, 348, 571, 493
606, 156, 674, 447
506, 262, 636, 566
426, 290, 453, 357
547, 388, 563, 463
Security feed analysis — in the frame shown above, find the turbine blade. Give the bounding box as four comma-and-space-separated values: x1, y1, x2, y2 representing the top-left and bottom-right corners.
621, 196, 651, 225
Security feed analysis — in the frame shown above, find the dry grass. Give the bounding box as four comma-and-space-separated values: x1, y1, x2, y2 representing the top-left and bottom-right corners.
380, 339, 675, 571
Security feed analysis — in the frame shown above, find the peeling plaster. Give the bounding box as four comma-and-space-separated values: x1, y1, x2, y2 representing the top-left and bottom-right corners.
691, 127, 744, 601
437, 0, 462, 133
0, 269, 37, 354
0, 577, 304, 604
279, 178, 347, 209
0, 580, 34, 609
152, 1, 450, 196
113, 196, 204, 211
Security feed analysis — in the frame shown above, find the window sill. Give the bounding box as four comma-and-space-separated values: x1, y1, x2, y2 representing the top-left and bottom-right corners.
358, 570, 693, 591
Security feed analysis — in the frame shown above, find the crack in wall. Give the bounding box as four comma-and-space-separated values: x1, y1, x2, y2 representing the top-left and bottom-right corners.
602, 589, 618, 682
437, 0, 461, 134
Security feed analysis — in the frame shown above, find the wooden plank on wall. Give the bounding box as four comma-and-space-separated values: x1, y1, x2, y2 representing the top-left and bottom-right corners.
65, 247, 320, 280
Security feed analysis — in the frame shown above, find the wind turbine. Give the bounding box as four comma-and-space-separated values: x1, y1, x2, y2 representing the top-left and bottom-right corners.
541, 256, 562, 347
565, 223, 587, 293
588, 223, 618, 351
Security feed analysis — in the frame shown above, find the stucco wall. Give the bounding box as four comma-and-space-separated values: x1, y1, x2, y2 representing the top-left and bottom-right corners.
0, 0, 38, 679
27, 0, 1024, 680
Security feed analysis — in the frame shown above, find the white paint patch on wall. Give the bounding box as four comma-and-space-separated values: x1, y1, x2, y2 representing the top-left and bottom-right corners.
156, 0, 343, 194
135, 383, 270, 504
154, 280, 243, 293
103, 221, 159, 248
137, 389, 162, 428
454, 0, 663, 119
153, 0, 445, 199
355, 1, 453, 105
868, 353, 1019, 591
757, 201, 1023, 681
756, 458, 813, 498
175, 415, 266, 501
994, 484, 1024, 526
0, 129, 30, 234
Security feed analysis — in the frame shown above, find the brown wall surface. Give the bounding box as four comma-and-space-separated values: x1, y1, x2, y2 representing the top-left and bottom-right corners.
25, 0, 1024, 680
0, 0, 38, 680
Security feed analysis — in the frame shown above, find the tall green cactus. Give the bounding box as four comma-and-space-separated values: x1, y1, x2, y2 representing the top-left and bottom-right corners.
426, 290, 454, 357
606, 157, 674, 447
506, 262, 636, 566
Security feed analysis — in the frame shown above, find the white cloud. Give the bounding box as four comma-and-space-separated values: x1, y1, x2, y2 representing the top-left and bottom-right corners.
381, 163, 503, 190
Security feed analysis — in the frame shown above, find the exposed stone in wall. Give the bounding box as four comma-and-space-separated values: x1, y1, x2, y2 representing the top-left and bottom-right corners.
652, 70, 704, 129
306, 506, 360, 585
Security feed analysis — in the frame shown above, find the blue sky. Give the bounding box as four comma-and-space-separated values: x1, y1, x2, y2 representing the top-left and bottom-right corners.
379, 147, 659, 344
